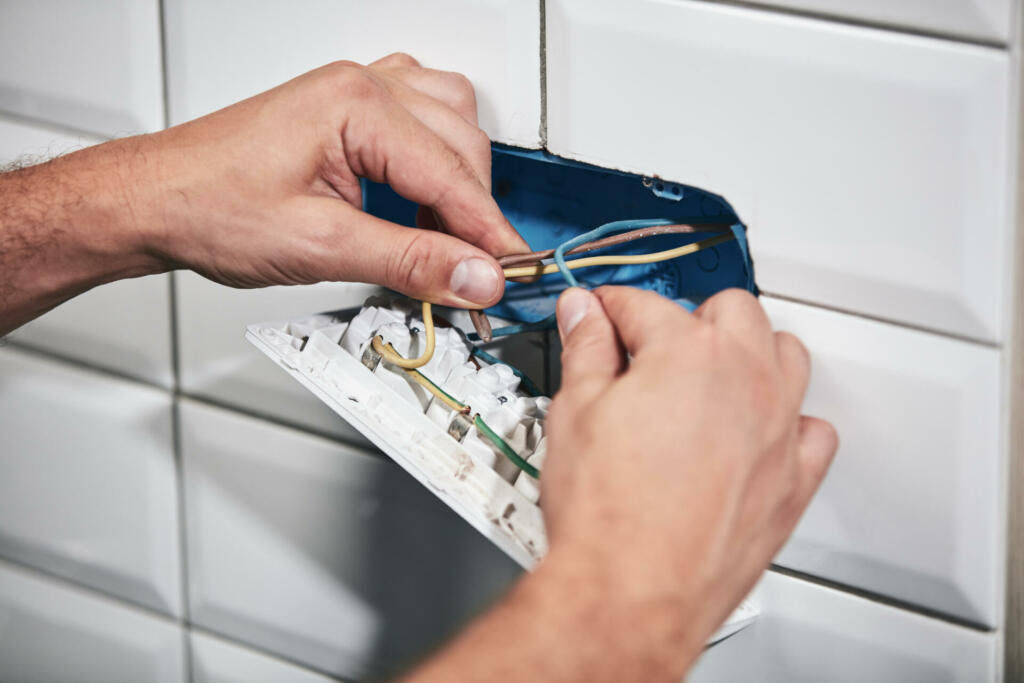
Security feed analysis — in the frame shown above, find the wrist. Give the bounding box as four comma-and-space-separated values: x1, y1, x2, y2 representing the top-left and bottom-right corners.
525, 543, 708, 680
50, 136, 170, 280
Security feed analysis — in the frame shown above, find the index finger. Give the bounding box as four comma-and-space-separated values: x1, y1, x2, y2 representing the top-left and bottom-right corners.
346, 94, 528, 257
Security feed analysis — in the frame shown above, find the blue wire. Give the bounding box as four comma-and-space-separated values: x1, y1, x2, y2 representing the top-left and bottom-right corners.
483, 217, 738, 339
552, 218, 677, 288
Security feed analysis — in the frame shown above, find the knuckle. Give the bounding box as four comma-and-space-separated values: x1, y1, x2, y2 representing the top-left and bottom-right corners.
383, 51, 419, 67
449, 72, 477, 99
329, 62, 383, 100
386, 232, 437, 294
471, 126, 491, 152
775, 331, 810, 367
440, 71, 478, 114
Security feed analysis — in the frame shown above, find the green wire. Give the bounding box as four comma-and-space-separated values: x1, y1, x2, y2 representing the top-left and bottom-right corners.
411, 369, 539, 479
412, 369, 465, 408
474, 415, 540, 479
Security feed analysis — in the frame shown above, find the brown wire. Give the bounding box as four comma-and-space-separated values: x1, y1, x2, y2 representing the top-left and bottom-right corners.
471, 223, 731, 341
497, 223, 730, 268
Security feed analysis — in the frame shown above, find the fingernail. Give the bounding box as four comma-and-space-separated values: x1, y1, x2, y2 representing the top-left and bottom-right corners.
451, 258, 501, 305
558, 287, 590, 338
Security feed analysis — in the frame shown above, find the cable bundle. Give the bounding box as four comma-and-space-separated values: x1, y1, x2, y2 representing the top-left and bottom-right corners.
369, 219, 736, 477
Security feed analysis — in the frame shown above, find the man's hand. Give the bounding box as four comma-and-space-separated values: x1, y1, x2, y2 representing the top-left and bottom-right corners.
0, 53, 526, 334
132, 52, 526, 302
405, 286, 836, 682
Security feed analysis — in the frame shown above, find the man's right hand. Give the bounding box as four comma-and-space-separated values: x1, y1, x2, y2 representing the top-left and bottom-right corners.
540, 285, 837, 678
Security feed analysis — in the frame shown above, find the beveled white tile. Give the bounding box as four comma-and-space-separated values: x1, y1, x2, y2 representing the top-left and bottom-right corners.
763, 297, 1002, 626
0, 1, 164, 136
691, 570, 997, 682
546, 0, 1011, 342
0, 559, 185, 683
0, 115, 174, 387
191, 632, 337, 683
740, 0, 1014, 44
0, 348, 182, 616
180, 399, 522, 680
176, 273, 381, 441
163, 0, 541, 147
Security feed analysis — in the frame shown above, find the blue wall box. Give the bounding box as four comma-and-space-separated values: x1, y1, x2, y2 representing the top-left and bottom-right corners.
363, 145, 757, 324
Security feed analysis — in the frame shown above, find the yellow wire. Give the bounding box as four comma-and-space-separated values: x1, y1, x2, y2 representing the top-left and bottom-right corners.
405, 368, 467, 412
371, 300, 435, 369
501, 232, 736, 279
372, 233, 735, 368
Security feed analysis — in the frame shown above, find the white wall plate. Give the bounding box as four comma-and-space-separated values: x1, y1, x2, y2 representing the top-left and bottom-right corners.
245, 305, 758, 664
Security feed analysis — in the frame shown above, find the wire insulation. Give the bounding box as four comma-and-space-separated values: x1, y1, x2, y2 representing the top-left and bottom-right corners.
503, 232, 736, 280
372, 301, 435, 369
497, 223, 729, 268
405, 367, 540, 478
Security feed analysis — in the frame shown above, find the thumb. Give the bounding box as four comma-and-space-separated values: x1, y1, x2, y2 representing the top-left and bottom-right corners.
556, 288, 625, 400
314, 201, 505, 307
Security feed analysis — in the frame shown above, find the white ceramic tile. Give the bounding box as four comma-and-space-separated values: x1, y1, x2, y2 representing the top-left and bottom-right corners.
741, 0, 1014, 44
761, 297, 1003, 626
191, 632, 337, 683
176, 273, 382, 441
691, 570, 997, 682
0, 559, 185, 683
0, 0, 163, 136
0, 115, 174, 387
546, 0, 1011, 342
163, 0, 541, 147
7, 275, 175, 387
180, 399, 522, 680
0, 114, 100, 164
0, 348, 182, 616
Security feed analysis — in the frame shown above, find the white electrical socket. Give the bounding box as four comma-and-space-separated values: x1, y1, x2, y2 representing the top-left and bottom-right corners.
247, 300, 758, 643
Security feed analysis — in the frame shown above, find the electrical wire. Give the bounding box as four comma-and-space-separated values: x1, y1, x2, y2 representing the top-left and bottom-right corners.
372, 300, 435, 369
377, 221, 734, 367
497, 222, 729, 268
405, 368, 467, 413
504, 231, 736, 280
473, 415, 539, 478
403, 366, 540, 478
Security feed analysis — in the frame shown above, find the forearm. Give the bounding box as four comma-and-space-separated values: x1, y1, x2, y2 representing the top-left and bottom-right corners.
403, 546, 707, 682
0, 137, 166, 335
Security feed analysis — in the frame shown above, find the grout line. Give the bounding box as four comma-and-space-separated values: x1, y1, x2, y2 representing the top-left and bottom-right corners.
686, 0, 1009, 50
156, 2, 198, 678
178, 393, 386, 456
769, 565, 996, 633
538, 0, 548, 147
0, 337, 385, 454
0, 108, 111, 142
0, 339, 171, 391
0, 555, 185, 627
760, 291, 1002, 349
189, 625, 349, 682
